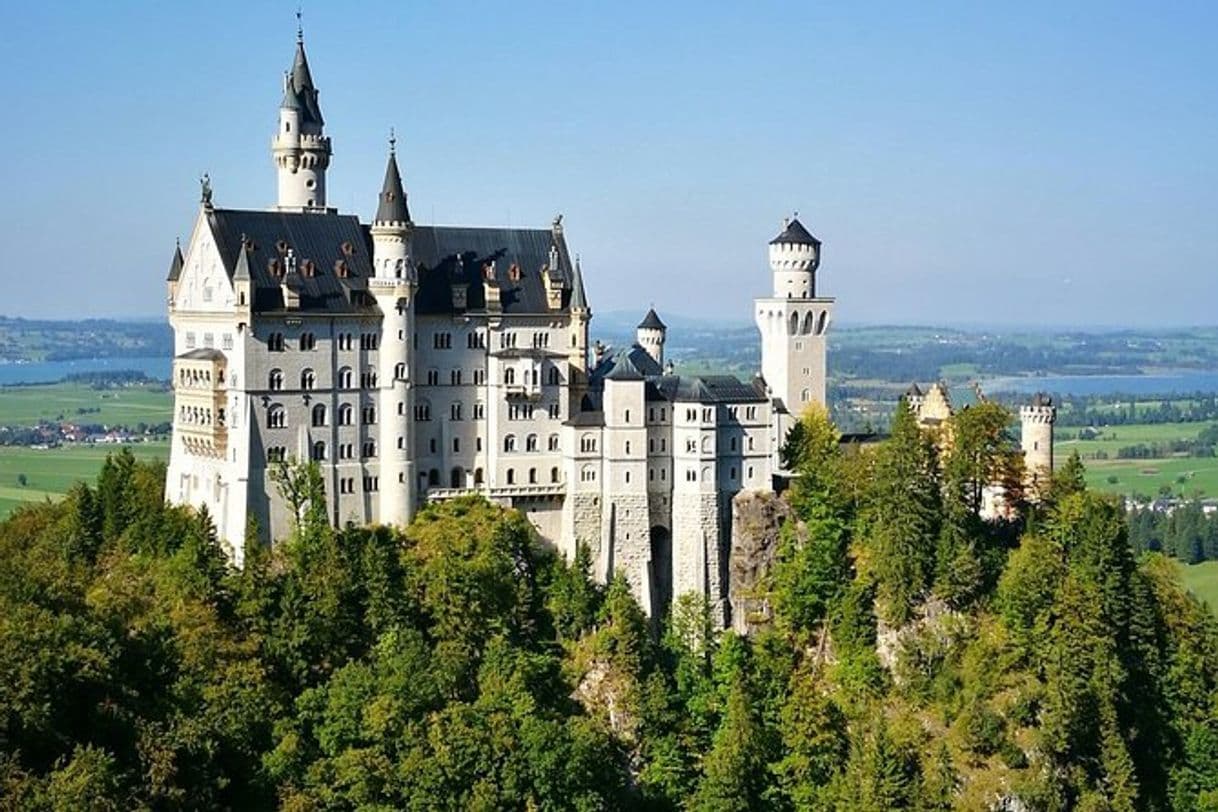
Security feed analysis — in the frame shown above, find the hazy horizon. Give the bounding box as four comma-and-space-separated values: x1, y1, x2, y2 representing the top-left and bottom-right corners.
2, 2, 1214, 326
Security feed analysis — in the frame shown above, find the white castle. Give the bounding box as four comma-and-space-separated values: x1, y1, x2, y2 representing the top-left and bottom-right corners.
165, 32, 838, 623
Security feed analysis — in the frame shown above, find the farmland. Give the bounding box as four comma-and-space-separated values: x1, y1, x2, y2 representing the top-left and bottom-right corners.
0, 441, 169, 518
1057, 421, 1218, 500
0, 381, 171, 427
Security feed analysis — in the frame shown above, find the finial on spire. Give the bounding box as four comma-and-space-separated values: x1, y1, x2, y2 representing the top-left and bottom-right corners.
389, 127, 396, 155
296, 6, 303, 43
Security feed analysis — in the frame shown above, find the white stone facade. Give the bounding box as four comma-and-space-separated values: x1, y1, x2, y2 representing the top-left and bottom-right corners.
164, 35, 831, 623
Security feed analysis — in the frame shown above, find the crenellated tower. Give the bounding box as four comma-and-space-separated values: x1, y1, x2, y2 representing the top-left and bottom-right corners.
636, 308, 666, 366
1020, 393, 1056, 499
754, 216, 835, 467
272, 29, 332, 211
369, 137, 416, 525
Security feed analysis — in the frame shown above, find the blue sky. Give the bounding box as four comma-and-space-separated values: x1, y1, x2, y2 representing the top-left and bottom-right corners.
2, 1, 1214, 326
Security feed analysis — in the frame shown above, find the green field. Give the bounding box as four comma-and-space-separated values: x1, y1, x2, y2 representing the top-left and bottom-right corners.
0, 441, 169, 518
0, 382, 171, 427
1057, 422, 1218, 499
1176, 560, 1218, 614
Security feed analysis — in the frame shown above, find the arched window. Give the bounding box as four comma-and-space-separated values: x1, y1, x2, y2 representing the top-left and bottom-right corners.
506, 468, 516, 485
267, 405, 286, 429
428, 468, 439, 487
268, 369, 284, 390
548, 433, 560, 451
504, 434, 517, 452
311, 403, 327, 427
702, 436, 713, 453
548, 366, 560, 385
395, 362, 407, 380
526, 434, 538, 452
801, 388, 810, 403
300, 332, 315, 351
311, 440, 327, 461
528, 467, 537, 484
338, 404, 353, 426
451, 467, 464, 488
474, 467, 484, 485
268, 332, 285, 352
300, 368, 315, 390
788, 312, 799, 336
802, 311, 814, 335
338, 367, 352, 388
551, 466, 560, 483
504, 367, 516, 385
816, 311, 828, 334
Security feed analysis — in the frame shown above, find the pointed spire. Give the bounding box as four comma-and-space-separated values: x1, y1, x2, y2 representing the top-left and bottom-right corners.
167, 239, 184, 282
570, 255, 589, 311
233, 240, 251, 281
374, 139, 411, 224
285, 21, 323, 126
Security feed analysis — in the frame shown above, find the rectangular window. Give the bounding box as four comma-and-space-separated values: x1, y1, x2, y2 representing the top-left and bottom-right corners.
185, 332, 196, 349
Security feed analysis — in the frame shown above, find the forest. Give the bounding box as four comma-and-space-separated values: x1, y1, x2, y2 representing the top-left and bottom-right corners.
0, 402, 1216, 810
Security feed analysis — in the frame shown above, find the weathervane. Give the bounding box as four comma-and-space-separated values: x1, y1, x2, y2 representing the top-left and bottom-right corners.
389, 127, 396, 154
296, 6, 303, 42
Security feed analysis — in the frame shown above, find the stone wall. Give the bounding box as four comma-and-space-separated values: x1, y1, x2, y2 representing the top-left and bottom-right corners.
672, 491, 723, 625
605, 494, 652, 613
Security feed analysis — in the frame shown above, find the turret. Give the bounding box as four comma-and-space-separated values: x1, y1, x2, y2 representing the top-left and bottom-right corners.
370, 135, 413, 280
368, 137, 415, 528
769, 217, 821, 298
1020, 392, 1056, 497
271, 29, 332, 211
636, 308, 666, 365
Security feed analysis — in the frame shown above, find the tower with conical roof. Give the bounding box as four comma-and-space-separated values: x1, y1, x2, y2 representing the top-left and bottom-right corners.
369, 136, 416, 526
271, 26, 332, 211
754, 215, 835, 469
636, 308, 666, 366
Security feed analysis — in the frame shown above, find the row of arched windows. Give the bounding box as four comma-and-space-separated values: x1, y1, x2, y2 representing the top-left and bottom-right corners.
503, 433, 561, 453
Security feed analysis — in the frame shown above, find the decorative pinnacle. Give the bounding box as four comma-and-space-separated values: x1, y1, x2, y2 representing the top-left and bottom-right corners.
199, 173, 213, 206
296, 7, 303, 43
389, 127, 396, 155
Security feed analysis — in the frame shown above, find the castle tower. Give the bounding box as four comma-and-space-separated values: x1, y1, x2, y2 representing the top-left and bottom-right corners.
636, 308, 666, 366
1020, 393, 1056, 498
271, 29, 332, 211
754, 216, 835, 464
369, 138, 416, 526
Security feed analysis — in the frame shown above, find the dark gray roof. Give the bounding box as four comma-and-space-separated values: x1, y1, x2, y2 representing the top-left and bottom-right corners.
653, 375, 767, 404
287, 40, 323, 126
412, 225, 576, 316
638, 308, 666, 330
570, 257, 589, 311
167, 242, 184, 282
374, 150, 410, 224
1031, 392, 1054, 407
770, 217, 820, 246
905, 382, 923, 397
177, 348, 226, 361
205, 208, 378, 315
592, 344, 663, 382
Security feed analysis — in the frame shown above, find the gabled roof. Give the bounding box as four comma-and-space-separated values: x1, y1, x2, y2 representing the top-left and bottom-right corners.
374, 150, 410, 224
411, 225, 578, 316
638, 308, 666, 330
770, 217, 820, 247
905, 382, 923, 398
167, 242, 184, 282
205, 208, 378, 315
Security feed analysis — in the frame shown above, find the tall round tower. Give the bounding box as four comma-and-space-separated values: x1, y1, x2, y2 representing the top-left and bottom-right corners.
769, 217, 821, 298
369, 139, 416, 526
272, 30, 332, 211
636, 308, 666, 366
1020, 392, 1056, 497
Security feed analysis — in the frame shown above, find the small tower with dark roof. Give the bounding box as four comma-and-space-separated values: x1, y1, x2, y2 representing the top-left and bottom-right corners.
1020, 392, 1056, 498
636, 308, 666, 366
370, 135, 413, 281
769, 216, 821, 298
272, 27, 332, 211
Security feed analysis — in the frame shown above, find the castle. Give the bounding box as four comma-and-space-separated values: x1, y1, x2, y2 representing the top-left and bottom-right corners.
163, 32, 834, 624
165, 33, 1057, 624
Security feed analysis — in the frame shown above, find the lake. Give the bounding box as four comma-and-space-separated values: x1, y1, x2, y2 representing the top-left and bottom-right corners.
0, 356, 170, 386
985, 371, 1218, 397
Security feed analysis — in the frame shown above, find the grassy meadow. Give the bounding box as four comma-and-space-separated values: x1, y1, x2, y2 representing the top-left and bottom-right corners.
0, 381, 171, 427
1176, 560, 1218, 614
1057, 421, 1218, 500
0, 441, 170, 518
